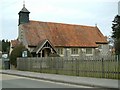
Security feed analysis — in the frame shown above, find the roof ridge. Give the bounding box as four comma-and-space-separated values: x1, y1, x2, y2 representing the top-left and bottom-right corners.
29, 20, 96, 28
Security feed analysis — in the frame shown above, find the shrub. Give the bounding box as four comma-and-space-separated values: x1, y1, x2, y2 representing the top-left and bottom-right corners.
10, 44, 31, 67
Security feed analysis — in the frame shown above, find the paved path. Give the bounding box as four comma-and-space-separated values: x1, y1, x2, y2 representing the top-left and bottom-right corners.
1, 70, 119, 89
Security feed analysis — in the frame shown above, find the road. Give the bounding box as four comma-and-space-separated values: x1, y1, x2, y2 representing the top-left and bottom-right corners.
1, 74, 93, 88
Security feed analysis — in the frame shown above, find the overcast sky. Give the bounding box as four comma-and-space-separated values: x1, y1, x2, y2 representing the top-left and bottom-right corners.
0, 0, 119, 40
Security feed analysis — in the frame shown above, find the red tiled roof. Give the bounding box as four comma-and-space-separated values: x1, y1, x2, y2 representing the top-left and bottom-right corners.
21, 20, 108, 47
11, 40, 21, 48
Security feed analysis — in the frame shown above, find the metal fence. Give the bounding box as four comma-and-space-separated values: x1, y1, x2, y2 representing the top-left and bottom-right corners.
17, 55, 120, 79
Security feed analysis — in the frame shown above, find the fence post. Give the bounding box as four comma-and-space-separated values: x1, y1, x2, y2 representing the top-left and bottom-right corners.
39, 58, 42, 73
76, 58, 79, 76
54, 57, 57, 74
102, 58, 104, 78
117, 54, 120, 61
118, 54, 120, 79
72, 58, 74, 75
17, 58, 19, 70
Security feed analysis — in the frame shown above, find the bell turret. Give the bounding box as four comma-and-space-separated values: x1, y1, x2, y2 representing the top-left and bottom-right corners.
18, 1, 30, 25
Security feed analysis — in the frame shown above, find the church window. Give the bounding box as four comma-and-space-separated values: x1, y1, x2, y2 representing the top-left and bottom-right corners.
86, 48, 93, 54
57, 48, 63, 55
71, 48, 78, 55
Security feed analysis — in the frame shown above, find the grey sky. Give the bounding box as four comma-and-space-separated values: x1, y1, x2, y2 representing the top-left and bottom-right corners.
0, 0, 119, 40
118, 1, 120, 16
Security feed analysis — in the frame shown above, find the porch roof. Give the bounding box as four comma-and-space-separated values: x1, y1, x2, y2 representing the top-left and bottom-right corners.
32, 39, 56, 54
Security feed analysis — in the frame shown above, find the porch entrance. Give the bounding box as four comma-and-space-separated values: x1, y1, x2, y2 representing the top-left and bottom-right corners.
42, 48, 51, 57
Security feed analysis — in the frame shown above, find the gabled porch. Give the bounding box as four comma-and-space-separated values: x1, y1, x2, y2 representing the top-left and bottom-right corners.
31, 39, 57, 57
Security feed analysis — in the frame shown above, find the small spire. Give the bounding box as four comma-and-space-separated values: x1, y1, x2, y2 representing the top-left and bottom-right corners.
23, 0, 25, 7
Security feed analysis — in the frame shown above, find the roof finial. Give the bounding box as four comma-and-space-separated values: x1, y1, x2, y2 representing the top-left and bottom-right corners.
23, 0, 25, 7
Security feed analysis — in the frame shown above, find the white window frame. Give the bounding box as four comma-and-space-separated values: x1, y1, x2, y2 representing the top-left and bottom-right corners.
71, 48, 79, 56
86, 48, 93, 55
57, 48, 64, 55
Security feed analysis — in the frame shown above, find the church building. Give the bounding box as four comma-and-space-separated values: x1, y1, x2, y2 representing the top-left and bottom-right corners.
11, 3, 109, 57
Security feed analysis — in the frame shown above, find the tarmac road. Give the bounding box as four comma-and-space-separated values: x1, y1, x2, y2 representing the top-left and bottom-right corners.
1, 74, 93, 88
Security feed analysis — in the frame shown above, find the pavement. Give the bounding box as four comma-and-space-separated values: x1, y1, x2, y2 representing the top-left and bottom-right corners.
0, 70, 119, 89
